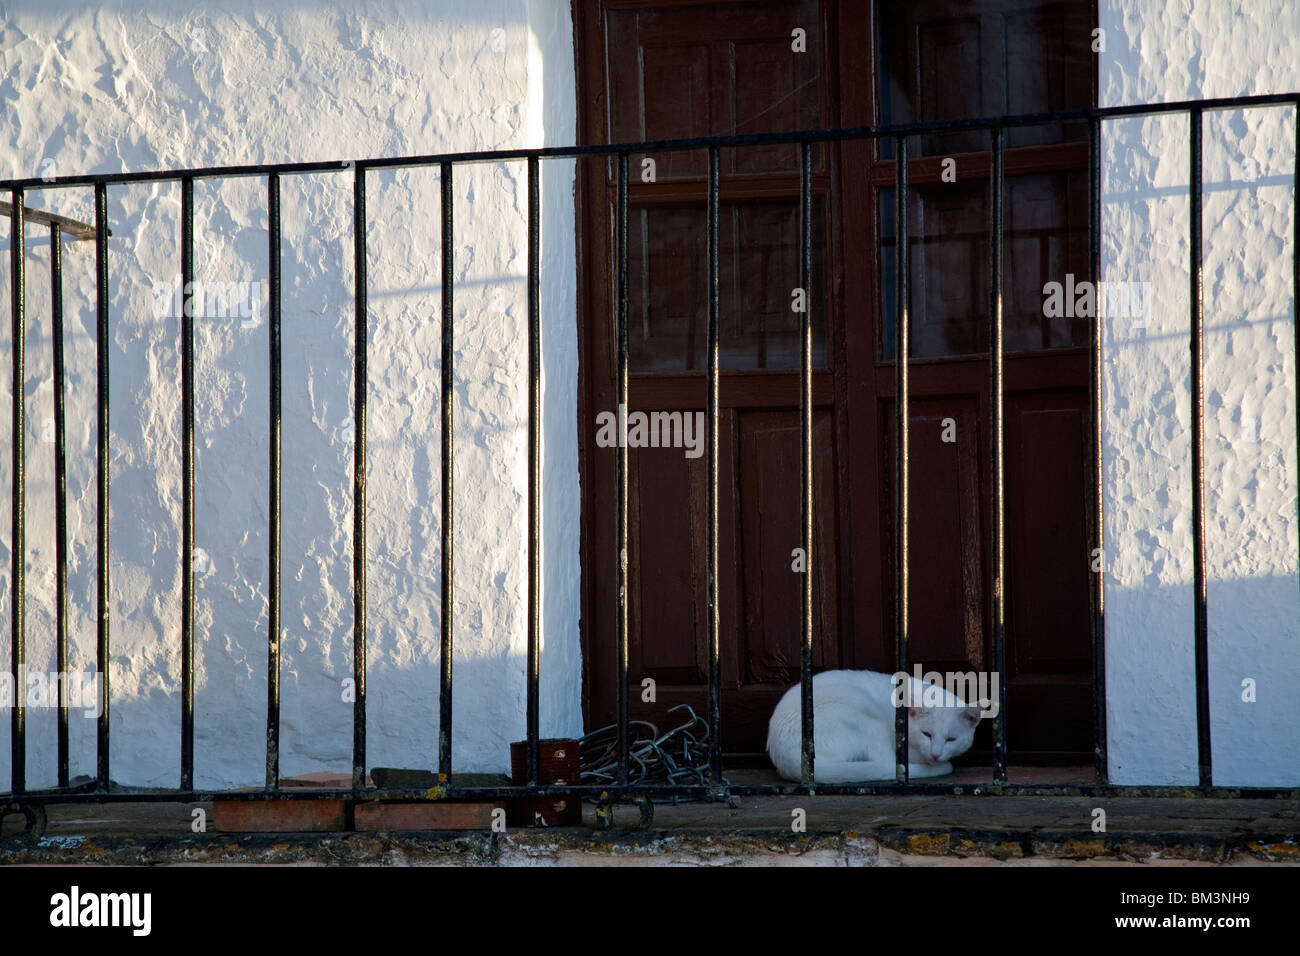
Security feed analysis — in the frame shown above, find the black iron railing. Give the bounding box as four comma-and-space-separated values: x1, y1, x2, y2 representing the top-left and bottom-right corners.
2, 92, 1299, 838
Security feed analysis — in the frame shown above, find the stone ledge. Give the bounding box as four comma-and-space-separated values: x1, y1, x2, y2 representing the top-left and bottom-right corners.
2, 827, 1298, 866
3, 791, 1299, 866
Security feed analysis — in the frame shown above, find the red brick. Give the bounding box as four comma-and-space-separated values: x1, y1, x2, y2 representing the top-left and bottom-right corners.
354, 801, 498, 831
510, 797, 581, 827
509, 739, 582, 826
213, 799, 348, 832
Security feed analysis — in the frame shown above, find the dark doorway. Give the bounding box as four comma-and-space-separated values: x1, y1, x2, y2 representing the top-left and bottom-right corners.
575, 0, 1097, 765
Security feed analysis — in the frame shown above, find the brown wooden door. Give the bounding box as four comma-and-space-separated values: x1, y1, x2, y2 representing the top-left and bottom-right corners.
850, 0, 1096, 762
578, 0, 850, 762
577, 0, 1097, 765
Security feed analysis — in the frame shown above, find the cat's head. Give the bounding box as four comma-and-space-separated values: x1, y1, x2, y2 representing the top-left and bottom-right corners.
907, 704, 982, 764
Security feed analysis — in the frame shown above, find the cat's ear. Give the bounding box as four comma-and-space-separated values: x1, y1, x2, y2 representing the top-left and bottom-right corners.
907, 706, 927, 720
962, 706, 982, 726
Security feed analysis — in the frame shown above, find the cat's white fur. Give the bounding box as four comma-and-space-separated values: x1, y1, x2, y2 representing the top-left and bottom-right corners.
767, 669, 982, 782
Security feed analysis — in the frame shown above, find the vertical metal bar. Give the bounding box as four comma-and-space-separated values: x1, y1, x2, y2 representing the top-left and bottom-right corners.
51, 223, 70, 789
798, 142, 815, 786
266, 173, 282, 790
95, 183, 110, 790
894, 135, 911, 784
352, 165, 368, 791
989, 127, 1008, 784
9, 189, 25, 795
438, 162, 455, 781
1088, 116, 1108, 784
1294, 102, 1300, 615
526, 155, 541, 786
615, 152, 630, 785
706, 146, 723, 783
1189, 108, 1212, 787
180, 176, 195, 791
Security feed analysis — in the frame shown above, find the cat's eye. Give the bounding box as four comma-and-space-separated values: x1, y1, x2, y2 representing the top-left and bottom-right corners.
946, 737, 956, 743
921, 732, 931, 738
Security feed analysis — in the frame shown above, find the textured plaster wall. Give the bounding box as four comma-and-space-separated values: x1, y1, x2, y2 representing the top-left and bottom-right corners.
0, 0, 582, 788
1100, 0, 1300, 784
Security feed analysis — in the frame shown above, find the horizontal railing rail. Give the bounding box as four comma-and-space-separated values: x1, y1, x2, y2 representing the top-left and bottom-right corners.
2, 92, 1299, 838
1, 92, 1296, 190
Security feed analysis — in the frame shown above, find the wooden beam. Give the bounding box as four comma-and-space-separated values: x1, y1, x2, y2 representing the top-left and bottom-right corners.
0, 200, 106, 241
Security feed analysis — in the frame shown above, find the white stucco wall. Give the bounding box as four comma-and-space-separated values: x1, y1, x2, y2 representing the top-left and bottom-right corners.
0, 0, 581, 788
1100, 0, 1300, 784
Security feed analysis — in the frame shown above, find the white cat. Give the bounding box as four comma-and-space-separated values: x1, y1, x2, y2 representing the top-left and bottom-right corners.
767, 669, 982, 782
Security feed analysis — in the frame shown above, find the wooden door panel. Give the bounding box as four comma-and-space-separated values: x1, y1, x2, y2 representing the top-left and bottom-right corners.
627, 204, 708, 371
917, 16, 984, 154
883, 398, 986, 671
607, 0, 823, 176
728, 198, 829, 368
878, 0, 1091, 156
1002, 3, 1091, 147
911, 181, 989, 357
737, 408, 840, 684
640, 43, 712, 142
880, 169, 1086, 360
629, 440, 708, 683
1004, 390, 1092, 756
628, 406, 743, 685
1005, 394, 1091, 675
1004, 170, 1088, 349
881, 387, 1093, 758
627, 198, 829, 372
730, 35, 822, 174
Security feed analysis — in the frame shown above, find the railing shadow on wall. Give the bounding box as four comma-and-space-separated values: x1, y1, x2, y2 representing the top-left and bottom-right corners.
1, 91, 1298, 838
